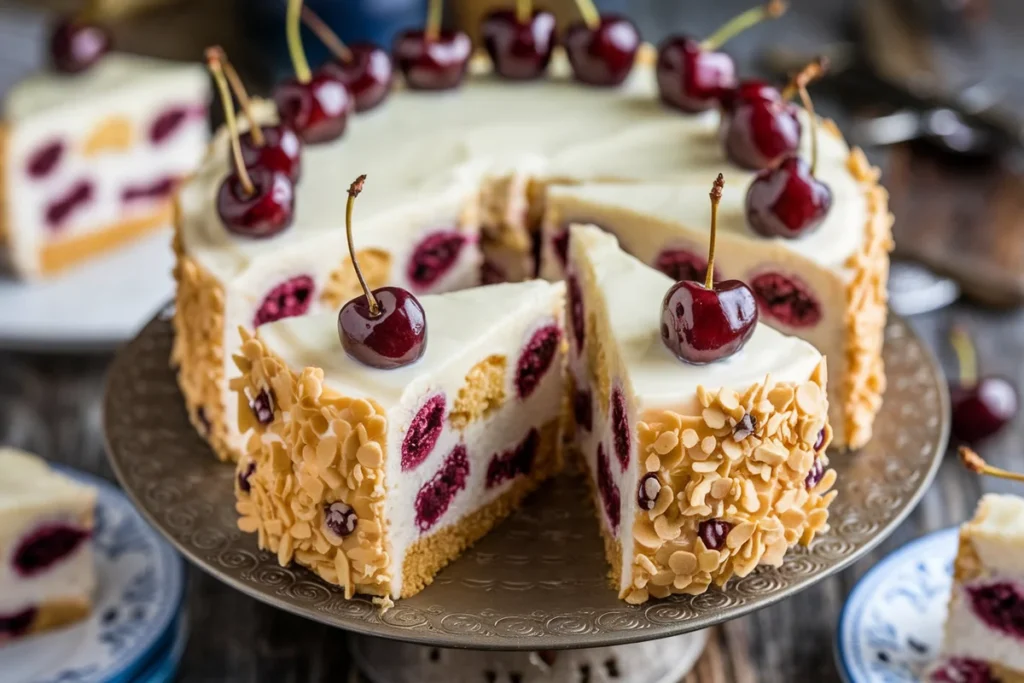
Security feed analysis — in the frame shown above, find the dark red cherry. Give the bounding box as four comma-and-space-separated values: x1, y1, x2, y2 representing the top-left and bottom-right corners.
656, 37, 735, 113
661, 279, 758, 364
481, 9, 557, 80
339, 286, 427, 369
240, 124, 302, 183
721, 79, 782, 110
273, 70, 352, 144
721, 84, 801, 170
216, 166, 295, 238
951, 377, 1018, 445
563, 15, 640, 87
50, 18, 111, 74
393, 29, 472, 91
745, 156, 832, 238
321, 43, 394, 112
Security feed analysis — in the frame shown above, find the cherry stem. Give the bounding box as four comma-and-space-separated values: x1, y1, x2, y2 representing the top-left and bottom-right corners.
301, 5, 353, 63
286, 0, 313, 84
572, 0, 601, 30
781, 55, 828, 101
797, 82, 819, 176
212, 48, 264, 148
950, 325, 978, 387
425, 0, 443, 42
705, 174, 724, 290
206, 48, 254, 197
960, 447, 1024, 483
516, 0, 531, 24
702, 0, 787, 51
346, 175, 380, 318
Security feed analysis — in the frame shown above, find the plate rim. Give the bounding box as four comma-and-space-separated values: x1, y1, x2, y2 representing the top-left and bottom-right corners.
104, 313, 950, 650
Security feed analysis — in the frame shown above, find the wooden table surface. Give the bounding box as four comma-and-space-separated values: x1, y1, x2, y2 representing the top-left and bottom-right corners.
3, 1, 1024, 681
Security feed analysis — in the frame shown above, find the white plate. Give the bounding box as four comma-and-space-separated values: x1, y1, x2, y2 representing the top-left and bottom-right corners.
835, 527, 958, 683
0, 231, 174, 352
0, 467, 186, 683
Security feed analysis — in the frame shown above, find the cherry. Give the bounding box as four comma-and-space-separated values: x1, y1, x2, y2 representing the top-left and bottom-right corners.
720, 85, 800, 170
301, 6, 393, 112
394, 0, 471, 91
481, 1, 557, 81
208, 49, 295, 238
657, 1, 786, 113
746, 58, 832, 238
338, 176, 428, 369
50, 17, 111, 74
563, 3, 640, 87
661, 175, 758, 364
950, 327, 1018, 445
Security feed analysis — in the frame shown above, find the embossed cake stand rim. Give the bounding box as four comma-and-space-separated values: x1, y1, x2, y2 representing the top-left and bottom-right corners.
103, 313, 949, 651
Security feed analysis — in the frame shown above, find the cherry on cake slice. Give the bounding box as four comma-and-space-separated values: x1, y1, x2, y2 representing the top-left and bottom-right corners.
0, 448, 96, 643
1, 53, 209, 277
566, 224, 835, 603
231, 278, 565, 600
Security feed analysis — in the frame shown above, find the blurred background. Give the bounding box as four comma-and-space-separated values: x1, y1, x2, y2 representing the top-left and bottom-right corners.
2, 0, 1024, 681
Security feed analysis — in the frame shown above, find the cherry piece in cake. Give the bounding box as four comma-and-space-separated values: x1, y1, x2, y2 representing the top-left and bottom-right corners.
394, 0, 472, 91
50, 18, 111, 74
746, 57, 832, 238
338, 175, 428, 369
698, 519, 731, 550
407, 231, 468, 291
563, 0, 640, 87
481, 1, 557, 81
657, 0, 786, 113
402, 393, 446, 471
13, 523, 90, 577
515, 324, 561, 399
415, 444, 470, 531
749, 271, 821, 328
949, 327, 1018, 444
661, 175, 758, 364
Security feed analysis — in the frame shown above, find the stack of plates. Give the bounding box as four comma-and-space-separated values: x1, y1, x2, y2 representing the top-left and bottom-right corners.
0, 468, 188, 683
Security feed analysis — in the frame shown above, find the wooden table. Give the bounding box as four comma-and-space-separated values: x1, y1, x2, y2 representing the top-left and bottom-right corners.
3, 1, 1024, 681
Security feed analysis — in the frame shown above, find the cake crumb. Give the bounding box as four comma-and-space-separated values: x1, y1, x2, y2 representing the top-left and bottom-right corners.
372, 595, 394, 614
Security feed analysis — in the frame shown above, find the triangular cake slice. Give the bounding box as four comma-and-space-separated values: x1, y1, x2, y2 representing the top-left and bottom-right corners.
543, 176, 890, 451
565, 225, 836, 604
231, 280, 565, 601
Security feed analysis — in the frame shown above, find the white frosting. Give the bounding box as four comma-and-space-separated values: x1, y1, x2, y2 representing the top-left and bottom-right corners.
964, 494, 1024, 577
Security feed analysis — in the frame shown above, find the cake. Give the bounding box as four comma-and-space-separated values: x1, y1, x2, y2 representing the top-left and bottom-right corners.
1, 51, 210, 277
0, 448, 97, 643
565, 224, 835, 603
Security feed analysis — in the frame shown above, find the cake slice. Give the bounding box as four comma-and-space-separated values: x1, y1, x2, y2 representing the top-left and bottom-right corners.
232, 279, 565, 600
566, 225, 836, 603
0, 448, 96, 643
1, 53, 209, 277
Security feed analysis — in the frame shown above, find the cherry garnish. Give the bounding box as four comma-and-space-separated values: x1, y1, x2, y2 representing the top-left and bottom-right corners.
563, 1, 640, 87
661, 175, 758, 364
394, 0, 471, 91
274, 0, 352, 144
301, 6, 393, 112
208, 48, 295, 238
950, 327, 1018, 445
657, 1, 786, 113
481, 1, 557, 81
50, 17, 111, 74
746, 58, 832, 238
338, 176, 427, 369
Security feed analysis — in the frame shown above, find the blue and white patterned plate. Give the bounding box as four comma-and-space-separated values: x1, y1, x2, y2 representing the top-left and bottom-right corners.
134, 612, 189, 683
836, 527, 959, 683
0, 467, 186, 683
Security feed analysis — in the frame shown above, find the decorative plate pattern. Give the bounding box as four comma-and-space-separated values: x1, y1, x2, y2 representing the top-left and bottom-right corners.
0, 468, 186, 683
104, 315, 949, 649
835, 527, 958, 683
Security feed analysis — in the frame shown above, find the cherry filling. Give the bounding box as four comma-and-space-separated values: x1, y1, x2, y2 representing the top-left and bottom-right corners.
573, 385, 593, 432
698, 519, 731, 550
750, 272, 822, 328
967, 582, 1024, 639
611, 386, 630, 469
567, 274, 585, 350
637, 473, 661, 511
551, 228, 569, 268
27, 140, 65, 179
0, 608, 36, 639
415, 444, 470, 532
516, 325, 561, 399
596, 443, 620, 531
45, 180, 94, 231
402, 394, 446, 471
14, 524, 90, 577
814, 428, 826, 451
252, 276, 315, 327
653, 247, 719, 284
805, 458, 825, 489
323, 501, 358, 537
931, 658, 995, 683
237, 461, 256, 493
122, 176, 177, 204
250, 389, 274, 424
407, 231, 468, 291
150, 104, 205, 145
486, 428, 540, 488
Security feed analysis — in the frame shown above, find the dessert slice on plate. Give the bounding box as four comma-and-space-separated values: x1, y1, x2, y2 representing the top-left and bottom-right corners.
565, 182, 836, 604
0, 448, 96, 643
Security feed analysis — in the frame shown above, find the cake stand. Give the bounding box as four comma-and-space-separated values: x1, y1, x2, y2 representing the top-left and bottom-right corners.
104, 311, 949, 682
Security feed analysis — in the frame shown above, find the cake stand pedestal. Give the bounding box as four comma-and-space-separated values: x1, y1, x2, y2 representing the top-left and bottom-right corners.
348, 630, 709, 683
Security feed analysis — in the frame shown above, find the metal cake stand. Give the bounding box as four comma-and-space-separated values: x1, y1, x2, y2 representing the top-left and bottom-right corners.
104, 313, 949, 682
